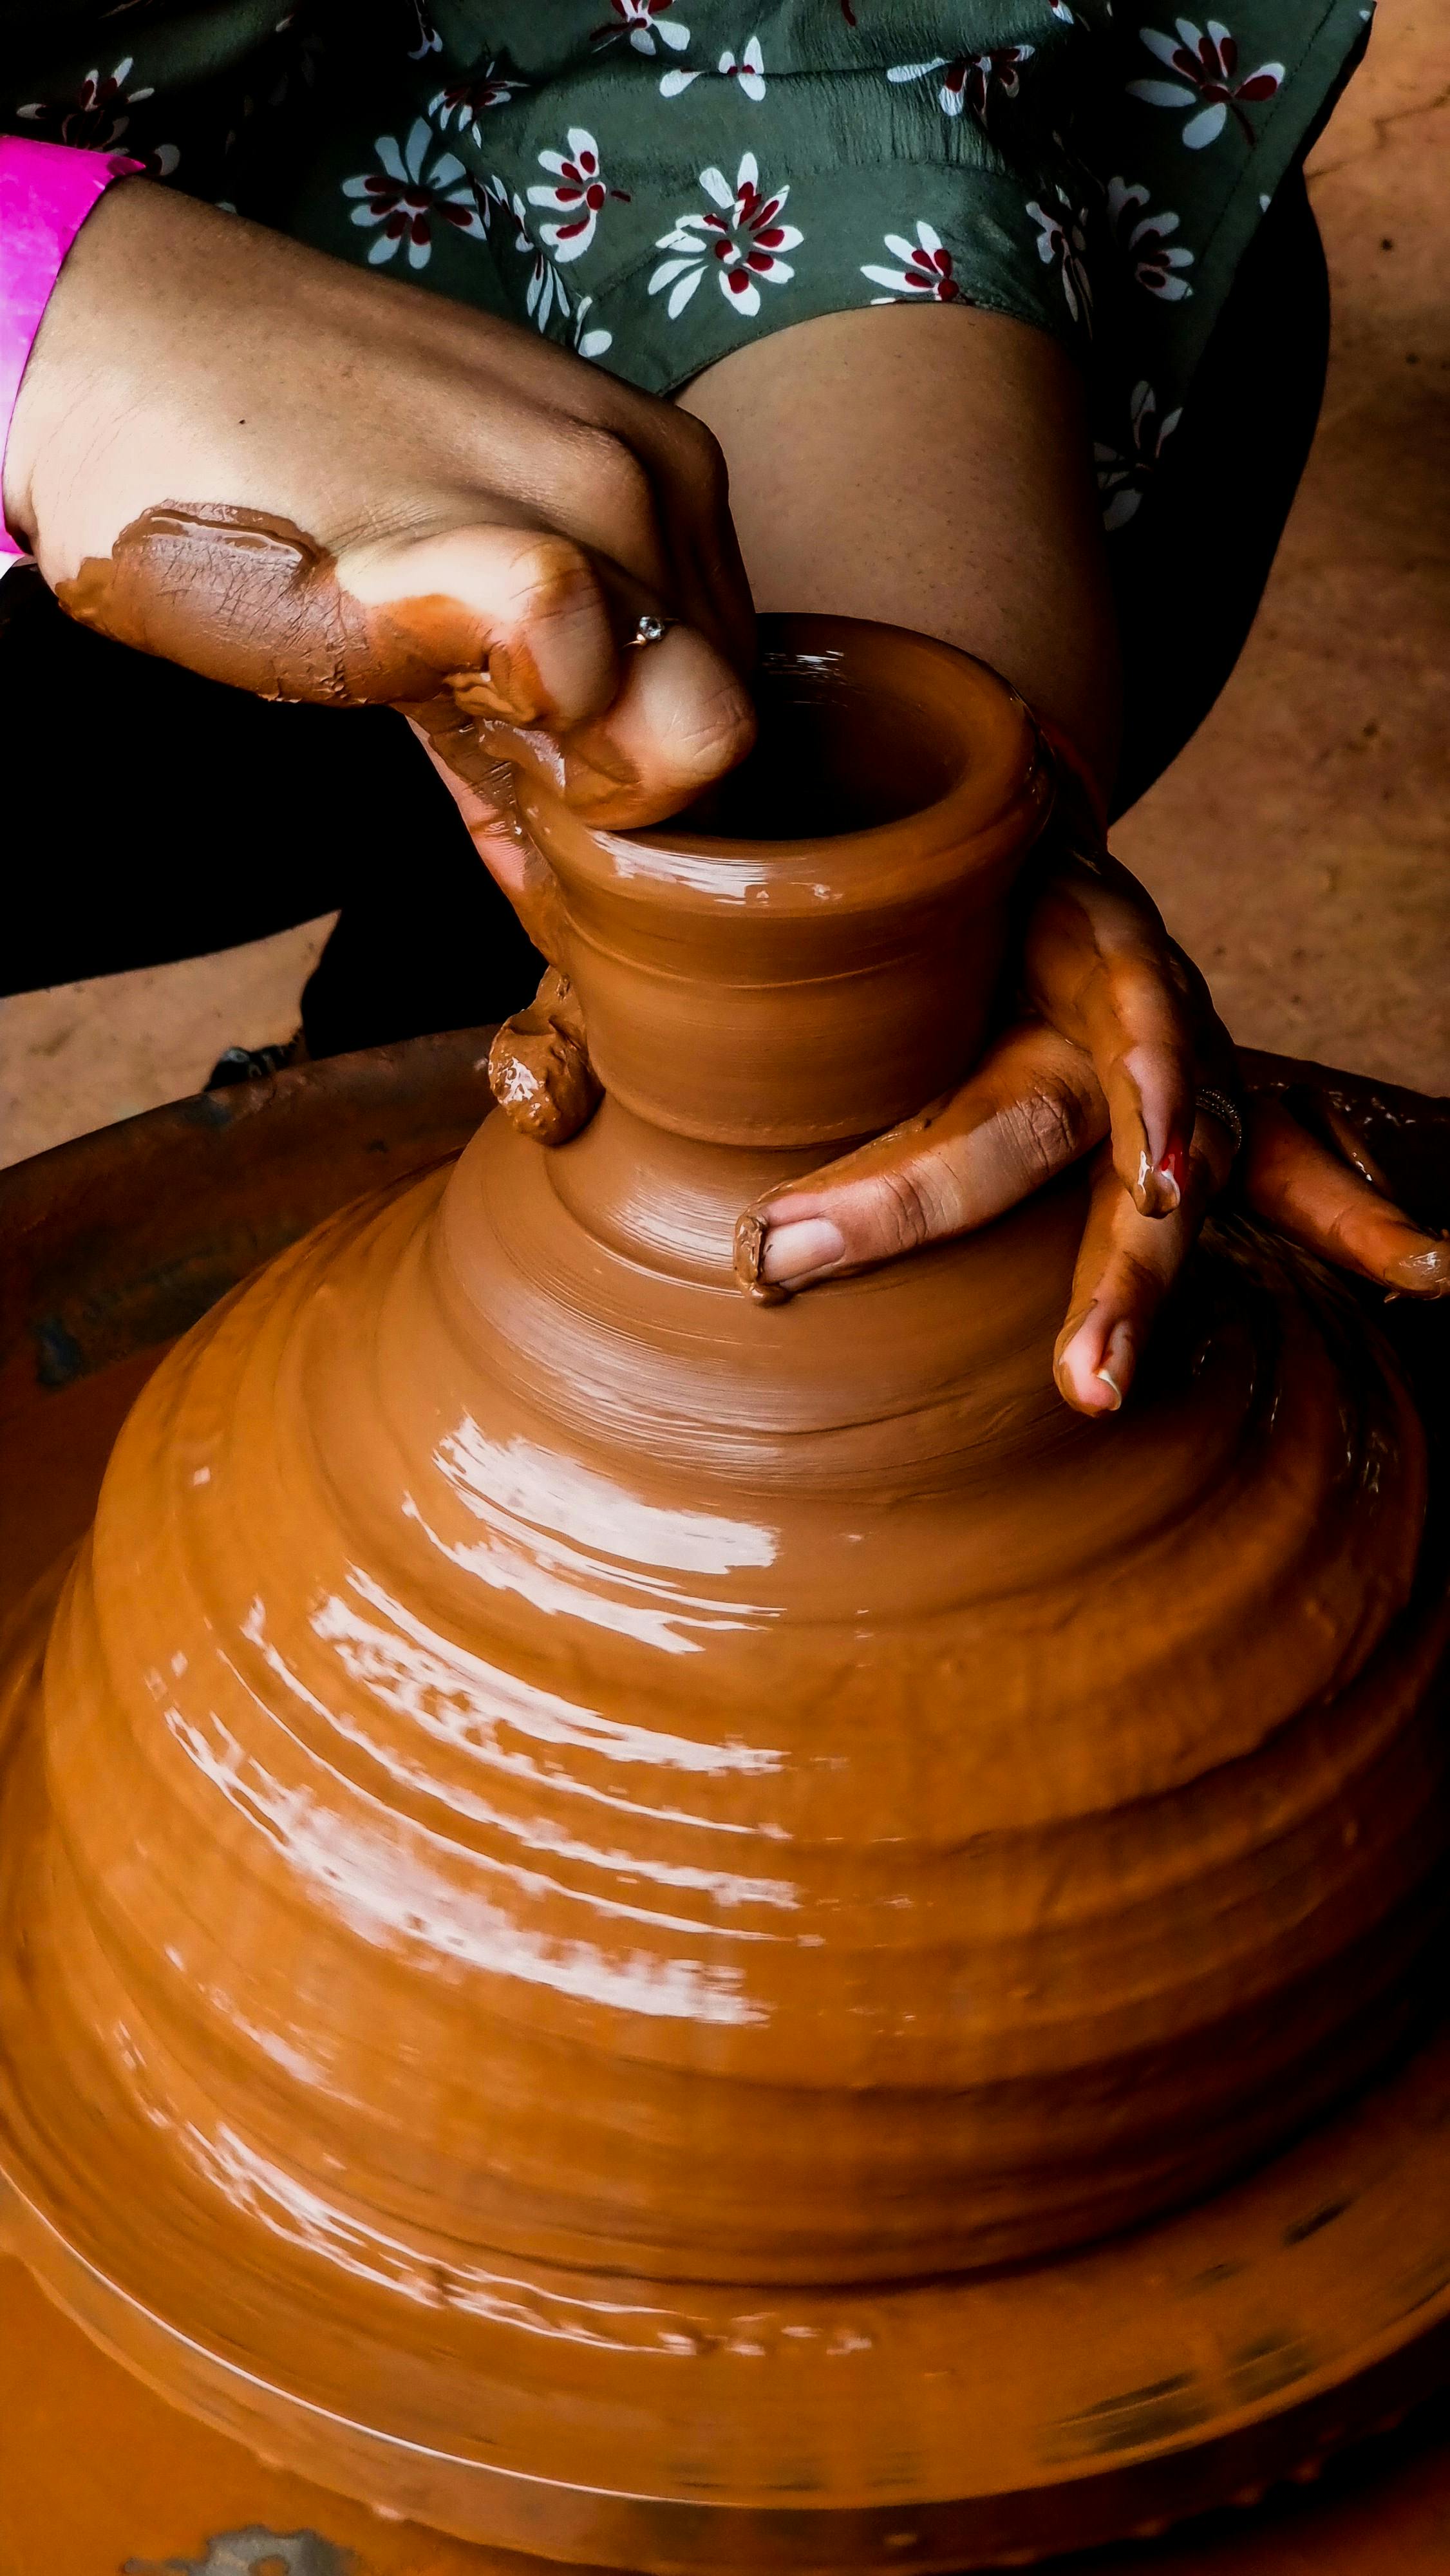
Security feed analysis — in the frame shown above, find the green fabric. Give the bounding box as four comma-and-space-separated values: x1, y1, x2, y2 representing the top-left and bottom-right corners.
6, 0, 1371, 535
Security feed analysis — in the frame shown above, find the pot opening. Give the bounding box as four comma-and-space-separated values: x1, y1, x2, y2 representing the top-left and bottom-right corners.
678, 645, 965, 842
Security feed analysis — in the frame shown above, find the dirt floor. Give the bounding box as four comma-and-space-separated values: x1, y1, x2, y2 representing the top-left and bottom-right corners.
0, 0, 1445, 1168
1115, 0, 1450, 1092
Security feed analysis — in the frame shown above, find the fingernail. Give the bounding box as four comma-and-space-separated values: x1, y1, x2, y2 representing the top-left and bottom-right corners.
1133, 1146, 1170, 1219
1055, 1309, 1116, 1415
1095, 1321, 1136, 1412
1156, 1136, 1188, 1208
760, 1217, 847, 1286
1389, 1241, 1450, 1294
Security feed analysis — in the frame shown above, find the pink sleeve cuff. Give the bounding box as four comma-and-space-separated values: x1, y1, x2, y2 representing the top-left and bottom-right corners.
0, 137, 141, 562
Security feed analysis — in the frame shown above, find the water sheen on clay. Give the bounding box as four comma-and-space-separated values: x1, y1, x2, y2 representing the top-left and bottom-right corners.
1, 615, 1446, 2564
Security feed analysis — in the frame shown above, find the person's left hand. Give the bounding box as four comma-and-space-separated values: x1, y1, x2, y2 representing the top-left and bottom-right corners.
731, 849, 1450, 1415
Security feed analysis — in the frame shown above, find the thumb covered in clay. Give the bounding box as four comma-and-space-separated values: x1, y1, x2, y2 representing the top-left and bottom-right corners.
57, 507, 762, 1144
56, 504, 754, 840
16, 181, 756, 989
57, 507, 756, 1144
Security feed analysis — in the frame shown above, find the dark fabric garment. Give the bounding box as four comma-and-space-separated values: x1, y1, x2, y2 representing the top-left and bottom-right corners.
4, 0, 1370, 539
1, 0, 1366, 1053
1108, 162, 1330, 813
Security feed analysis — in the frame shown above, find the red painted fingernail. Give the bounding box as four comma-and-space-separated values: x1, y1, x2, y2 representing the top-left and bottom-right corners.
1156, 1137, 1189, 1197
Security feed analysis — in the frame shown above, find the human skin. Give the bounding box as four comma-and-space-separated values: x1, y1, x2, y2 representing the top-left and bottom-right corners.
680, 307, 1450, 1400
2, 180, 758, 870
6, 180, 1445, 1410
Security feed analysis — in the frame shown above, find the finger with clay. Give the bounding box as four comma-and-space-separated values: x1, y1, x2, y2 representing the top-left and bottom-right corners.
1240, 1055, 1450, 1300
726, 802, 1449, 1417
6, 178, 757, 977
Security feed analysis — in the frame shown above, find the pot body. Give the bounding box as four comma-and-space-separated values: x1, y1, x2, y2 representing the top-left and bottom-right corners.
1, 622, 1448, 2566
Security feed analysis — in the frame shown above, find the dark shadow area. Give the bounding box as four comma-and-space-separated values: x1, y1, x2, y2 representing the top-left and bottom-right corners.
0, 567, 542, 1055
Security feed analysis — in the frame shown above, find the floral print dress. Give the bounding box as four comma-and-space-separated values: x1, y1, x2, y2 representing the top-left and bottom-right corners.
5, 0, 1370, 542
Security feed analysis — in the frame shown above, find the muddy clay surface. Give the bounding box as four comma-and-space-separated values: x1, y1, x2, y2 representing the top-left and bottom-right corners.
3, 627, 1450, 2568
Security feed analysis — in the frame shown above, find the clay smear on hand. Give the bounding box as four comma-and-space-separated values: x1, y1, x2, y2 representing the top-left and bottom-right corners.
57, 498, 580, 958
55, 500, 576, 820
57, 503, 451, 703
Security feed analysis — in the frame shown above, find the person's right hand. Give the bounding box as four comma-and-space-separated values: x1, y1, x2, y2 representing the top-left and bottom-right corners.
726, 849, 1450, 1415
3, 176, 756, 957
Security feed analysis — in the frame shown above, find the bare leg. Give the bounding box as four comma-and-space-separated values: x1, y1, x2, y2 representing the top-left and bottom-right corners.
680, 302, 1120, 808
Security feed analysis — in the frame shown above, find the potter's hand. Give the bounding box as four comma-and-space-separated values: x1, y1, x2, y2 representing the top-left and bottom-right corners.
741, 856, 1450, 1416
3, 178, 755, 918
1236, 1051, 1450, 1300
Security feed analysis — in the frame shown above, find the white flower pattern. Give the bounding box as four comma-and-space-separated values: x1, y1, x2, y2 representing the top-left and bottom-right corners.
1026, 187, 1093, 326
19, 57, 158, 150
1106, 176, 1194, 298
861, 220, 962, 302
569, 296, 615, 361
480, 174, 532, 255
341, 120, 483, 269
527, 127, 630, 262
649, 153, 801, 319
885, 47, 1034, 122
405, 3, 442, 61
1128, 19, 1284, 147
99, 0, 1344, 561
661, 35, 767, 100
484, 177, 614, 355
429, 61, 526, 144
1095, 379, 1182, 527
592, 0, 691, 54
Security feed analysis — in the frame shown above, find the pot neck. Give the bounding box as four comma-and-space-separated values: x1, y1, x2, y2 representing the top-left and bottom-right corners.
519, 617, 1054, 1150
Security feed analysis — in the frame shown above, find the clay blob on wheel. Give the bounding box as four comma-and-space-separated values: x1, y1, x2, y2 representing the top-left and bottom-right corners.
1, 619, 1449, 2569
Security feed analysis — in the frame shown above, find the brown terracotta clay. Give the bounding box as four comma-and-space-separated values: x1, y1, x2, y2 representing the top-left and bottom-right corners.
3, 618, 1450, 2569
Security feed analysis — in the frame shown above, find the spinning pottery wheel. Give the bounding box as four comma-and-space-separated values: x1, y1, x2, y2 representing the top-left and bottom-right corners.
3, 620, 1450, 2575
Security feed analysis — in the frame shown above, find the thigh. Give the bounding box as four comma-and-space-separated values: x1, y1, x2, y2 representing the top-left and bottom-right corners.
681, 187, 1329, 824
681, 300, 1122, 811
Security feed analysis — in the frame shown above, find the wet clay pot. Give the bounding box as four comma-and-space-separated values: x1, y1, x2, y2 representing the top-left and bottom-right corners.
3, 619, 1450, 2571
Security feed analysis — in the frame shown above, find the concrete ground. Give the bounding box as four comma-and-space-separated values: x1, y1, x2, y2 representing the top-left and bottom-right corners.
1, 0, 1445, 1169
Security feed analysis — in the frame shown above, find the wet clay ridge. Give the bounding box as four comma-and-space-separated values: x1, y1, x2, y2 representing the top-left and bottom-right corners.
1, 610, 1448, 2566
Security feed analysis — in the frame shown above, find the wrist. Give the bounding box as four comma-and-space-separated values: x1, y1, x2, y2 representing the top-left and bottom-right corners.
1, 143, 143, 560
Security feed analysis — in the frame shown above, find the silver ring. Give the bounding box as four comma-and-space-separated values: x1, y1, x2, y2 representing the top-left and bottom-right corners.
1194, 1086, 1244, 1159
625, 612, 673, 649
